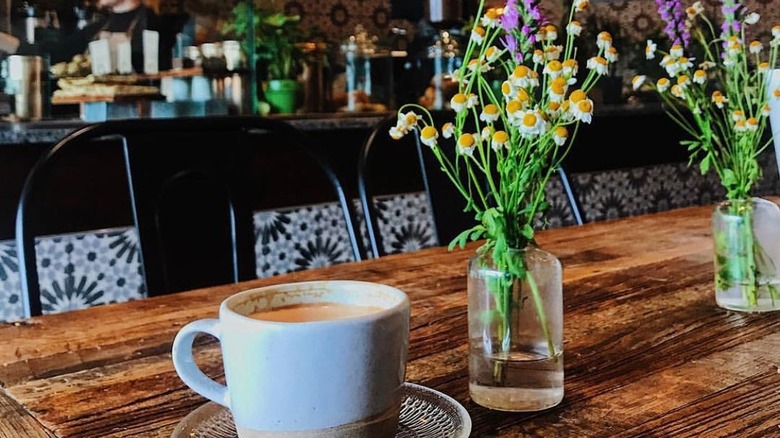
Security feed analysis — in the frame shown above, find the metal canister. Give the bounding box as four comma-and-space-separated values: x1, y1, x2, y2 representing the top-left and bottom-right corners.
3, 55, 45, 121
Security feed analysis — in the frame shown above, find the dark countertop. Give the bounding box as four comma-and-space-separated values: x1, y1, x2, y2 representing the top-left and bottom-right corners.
0, 101, 664, 145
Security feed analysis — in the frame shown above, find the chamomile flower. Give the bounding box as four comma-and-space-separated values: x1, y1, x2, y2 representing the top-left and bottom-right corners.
457, 133, 476, 156
516, 88, 531, 107
686, 1, 703, 19
553, 126, 568, 146
596, 32, 612, 50
481, 8, 500, 28
732, 110, 745, 122
574, 0, 590, 11
389, 125, 405, 140
734, 119, 748, 132
466, 93, 479, 108
420, 126, 439, 148
545, 45, 563, 61
543, 60, 563, 78
670, 45, 684, 58
481, 126, 492, 141
401, 111, 421, 130
506, 100, 524, 121
745, 12, 760, 25
762, 104, 771, 117
548, 77, 568, 102
568, 89, 593, 124
712, 91, 728, 108
491, 130, 509, 151
517, 110, 549, 137
699, 61, 716, 70
485, 46, 502, 63
693, 70, 707, 84
528, 71, 540, 88
532, 49, 545, 65
567, 21, 582, 37
676, 74, 691, 89
468, 59, 489, 73
605, 47, 619, 63
544, 25, 558, 41
562, 59, 578, 78
501, 81, 516, 101
671, 84, 685, 99
657, 78, 671, 92
546, 101, 562, 117
471, 26, 486, 45
510, 65, 531, 87
480, 104, 500, 123
632, 75, 646, 91
646, 40, 657, 60
746, 117, 759, 131
587, 56, 609, 76
749, 41, 762, 55
442, 122, 455, 139
450, 93, 468, 113
760, 62, 770, 74
676, 57, 694, 73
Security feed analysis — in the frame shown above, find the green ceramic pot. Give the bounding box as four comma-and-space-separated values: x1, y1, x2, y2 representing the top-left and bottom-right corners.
264, 79, 301, 114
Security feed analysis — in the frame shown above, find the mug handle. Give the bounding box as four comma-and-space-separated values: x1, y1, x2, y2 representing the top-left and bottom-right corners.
172, 318, 230, 408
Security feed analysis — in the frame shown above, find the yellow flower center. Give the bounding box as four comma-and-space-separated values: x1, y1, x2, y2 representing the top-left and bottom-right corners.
677, 75, 689, 85
484, 9, 499, 20
492, 131, 509, 144
517, 88, 530, 102
548, 101, 561, 111
501, 81, 512, 95
562, 59, 577, 69
513, 65, 530, 78
594, 57, 608, 65
598, 31, 612, 42
472, 27, 486, 37
420, 126, 437, 141
458, 134, 475, 148
760, 62, 769, 70
774, 88, 780, 98
547, 60, 562, 72
522, 113, 538, 128
483, 104, 499, 115
555, 126, 568, 138
747, 117, 758, 126
551, 77, 567, 94
452, 93, 467, 104
657, 78, 670, 87
694, 70, 705, 79
506, 100, 522, 114
569, 89, 587, 102
577, 100, 592, 113
546, 24, 557, 33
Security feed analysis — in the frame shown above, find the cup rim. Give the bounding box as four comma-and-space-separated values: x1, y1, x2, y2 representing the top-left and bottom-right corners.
221, 280, 410, 326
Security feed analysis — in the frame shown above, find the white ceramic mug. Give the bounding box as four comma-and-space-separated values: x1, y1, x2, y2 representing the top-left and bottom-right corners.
172, 280, 410, 438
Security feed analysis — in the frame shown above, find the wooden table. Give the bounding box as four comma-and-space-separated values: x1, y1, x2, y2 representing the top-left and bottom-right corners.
1, 203, 778, 437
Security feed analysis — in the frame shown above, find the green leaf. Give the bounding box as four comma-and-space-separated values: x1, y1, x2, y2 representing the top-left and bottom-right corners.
699, 154, 710, 174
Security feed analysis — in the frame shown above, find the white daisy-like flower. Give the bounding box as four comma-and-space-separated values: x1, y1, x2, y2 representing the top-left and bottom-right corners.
567, 21, 582, 37
699, 61, 716, 70
501, 81, 516, 101
749, 41, 762, 54
480, 104, 500, 123
471, 26, 486, 45
728, 42, 743, 57
528, 71, 541, 88
420, 126, 439, 148
762, 104, 771, 117
548, 77, 568, 102
676, 74, 691, 89
442, 122, 455, 139
506, 100, 524, 122
466, 93, 479, 108
746, 117, 759, 131
450, 93, 468, 113
632, 75, 646, 91
517, 110, 549, 137
510, 65, 531, 88
657, 78, 671, 93
732, 110, 745, 122
723, 57, 737, 68
671, 84, 685, 99
570, 98, 594, 124
712, 91, 728, 108
543, 60, 563, 78
553, 126, 568, 146
467, 59, 490, 73
485, 46, 502, 63
744, 12, 760, 25
670, 45, 684, 58
596, 32, 613, 50
491, 130, 509, 151
546, 101, 562, 117
646, 40, 657, 60
677, 57, 694, 72
545, 45, 563, 61
587, 56, 609, 76
562, 59, 578, 78
693, 70, 706, 84
481, 9, 500, 28
532, 49, 545, 65
400, 111, 421, 130
759, 62, 770, 74
605, 47, 619, 63
389, 125, 405, 140
734, 120, 748, 132
574, 0, 590, 11
686, 2, 703, 19
457, 133, 477, 156
544, 25, 558, 41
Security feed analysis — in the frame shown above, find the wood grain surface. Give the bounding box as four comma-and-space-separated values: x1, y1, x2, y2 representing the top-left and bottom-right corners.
1, 202, 778, 437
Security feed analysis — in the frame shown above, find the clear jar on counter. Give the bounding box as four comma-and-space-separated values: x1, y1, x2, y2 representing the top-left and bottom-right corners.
334, 26, 393, 113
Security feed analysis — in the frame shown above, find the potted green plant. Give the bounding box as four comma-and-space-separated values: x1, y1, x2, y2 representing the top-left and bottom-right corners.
223, 3, 303, 114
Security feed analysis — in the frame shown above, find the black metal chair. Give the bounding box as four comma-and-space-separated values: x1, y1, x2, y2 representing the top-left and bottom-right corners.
16, 116, 366, 317
357, 112, 584, 259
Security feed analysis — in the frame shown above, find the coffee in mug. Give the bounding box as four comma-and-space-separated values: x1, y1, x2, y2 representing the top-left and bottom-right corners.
172, 280, 410, 438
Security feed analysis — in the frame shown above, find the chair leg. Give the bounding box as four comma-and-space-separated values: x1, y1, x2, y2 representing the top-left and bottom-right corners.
557, 167, 583, 226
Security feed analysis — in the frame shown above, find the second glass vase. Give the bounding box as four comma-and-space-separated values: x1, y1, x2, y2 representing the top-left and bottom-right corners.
467, 244, 564, 412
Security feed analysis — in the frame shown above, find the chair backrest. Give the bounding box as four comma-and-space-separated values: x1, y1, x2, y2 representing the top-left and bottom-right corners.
16, 116, 365, 317
358, 112, 583, 258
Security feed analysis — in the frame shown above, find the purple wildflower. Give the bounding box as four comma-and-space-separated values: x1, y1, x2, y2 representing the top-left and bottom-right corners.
502, 34, 523, 62
501, 0, 519, 32
655, 0, 690, 47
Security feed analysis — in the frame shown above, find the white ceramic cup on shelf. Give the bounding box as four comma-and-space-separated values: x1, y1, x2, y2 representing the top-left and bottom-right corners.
171, 280, 410, 438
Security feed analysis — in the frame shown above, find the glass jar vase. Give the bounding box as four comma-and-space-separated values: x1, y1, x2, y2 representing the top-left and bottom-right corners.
712, 197, 780, 312
467, 244, 564, 412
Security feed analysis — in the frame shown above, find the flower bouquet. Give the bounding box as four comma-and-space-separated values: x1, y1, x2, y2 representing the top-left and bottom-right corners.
633, 0, 780, 312
390, 0, 610, 410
